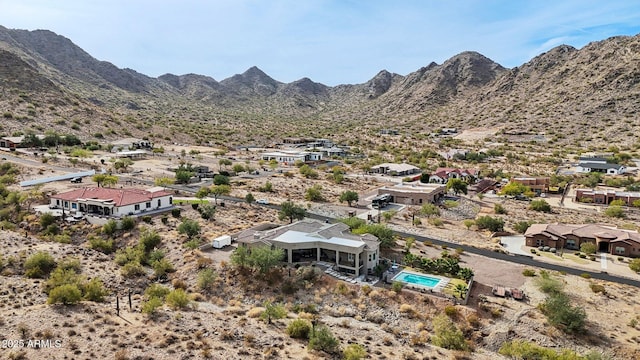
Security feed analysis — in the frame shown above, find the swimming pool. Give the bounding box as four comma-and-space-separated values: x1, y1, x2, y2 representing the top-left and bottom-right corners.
392, 271, 442, 289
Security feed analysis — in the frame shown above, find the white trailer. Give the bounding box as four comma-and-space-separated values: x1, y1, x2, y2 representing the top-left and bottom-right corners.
212, 235, 232, 249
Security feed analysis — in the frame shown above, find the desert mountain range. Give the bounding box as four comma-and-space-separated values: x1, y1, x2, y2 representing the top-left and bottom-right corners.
0, 25, 639, 147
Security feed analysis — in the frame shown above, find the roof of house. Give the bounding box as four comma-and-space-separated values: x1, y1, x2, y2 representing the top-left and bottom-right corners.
52, 187, 171, 207
380, 182, 445, 195
111, 137, 149, 145
431, 167, 477, 179
374, 163, 420, 173
235, 219, 379, 251
525, 223, 640, 244
578, 162, 624, 170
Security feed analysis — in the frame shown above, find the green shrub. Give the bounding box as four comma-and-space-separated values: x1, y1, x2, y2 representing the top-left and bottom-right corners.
529, 199, 551, 213
43, 224, 60, 236
308, 325, 339, 354
589, 283, 606, 294
52, 234, 71, 243
115, 246, 145, 266
629, 258, 640, 273
261, 301, 287, 324
84, 278, 108, 302
430, 314, 468, 351
580, 273, 592, 279
89, 237, 115, 254
580, 242, 597, 255
535, 271, 563, 294
604, 205, 625, 218
184, 238, 202, 250
197, 268, 217, 292
499, 340, 585, 359
494, 203, 507, 214
166, 288, 190, 309
343, 344, 367, 360
171, 208, 181, 218
391, 281, 404, 293
24, 251, 56, 278
120, 216, 136, 231
151, 258, 174, 278
475, 215, 504, 232
121, 261, 145, 278
540, 292, 586, 334
40, 213, 56, 229
139, 229, 162, 252
48, 284, 82, 305
513, 220, 533, 234
102, 219, 118, 235
145, 284, 170, 299
142, 215, 152, 224
522, 269, 536, 277
44, 268, 84, 294
286, 318, 312, 339
142, 296, 163, 316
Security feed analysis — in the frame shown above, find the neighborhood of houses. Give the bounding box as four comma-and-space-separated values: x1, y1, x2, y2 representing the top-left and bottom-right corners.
4, 132, 640, 290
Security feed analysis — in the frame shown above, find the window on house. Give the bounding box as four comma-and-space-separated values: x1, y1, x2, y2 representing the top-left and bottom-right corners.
566, 240, 576, 248
72, 203, 77, 209
615, 247, 625, 255
536, 239, 544, 247
348, 253, 354, 262
56, 200, 60, 206
157, 199, 161, 207
134, 204, 140, 211
169, 197, 173, 204
146, 202, 151, 208
64, 201, 68, 208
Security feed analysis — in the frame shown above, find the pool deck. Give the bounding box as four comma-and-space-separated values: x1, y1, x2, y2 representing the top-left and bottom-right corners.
391, 269, 450, 293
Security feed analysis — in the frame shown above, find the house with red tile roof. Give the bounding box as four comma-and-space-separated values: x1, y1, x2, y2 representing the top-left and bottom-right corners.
525, 223, 640, 258
428, 168, 477, 184
50, 187, 173, 217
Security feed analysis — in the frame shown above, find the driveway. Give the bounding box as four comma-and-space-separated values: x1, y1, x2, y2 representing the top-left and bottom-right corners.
499, 235, 532, 257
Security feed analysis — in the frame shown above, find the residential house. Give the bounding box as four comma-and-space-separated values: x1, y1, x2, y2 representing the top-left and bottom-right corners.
511, 177, 550, 194
261, 149, 323, 164
370, 163, 420, 176
234, 219, 380, 277
524, 223, 640, 257
0, 135, 45, 150
0, 136, 23, 150
575, 189, 640, 206
576, 156, 625, 175
110, 138, 153, 152
50, 187, 173, 217
377, 182, 446, 206
429, 168, 477, 184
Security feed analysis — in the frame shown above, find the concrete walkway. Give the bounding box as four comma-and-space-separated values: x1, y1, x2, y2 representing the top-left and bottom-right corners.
601, 253, 608, 271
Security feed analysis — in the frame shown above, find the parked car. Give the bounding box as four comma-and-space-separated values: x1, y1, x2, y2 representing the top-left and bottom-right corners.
70, 177, 82, 183
256, 199, 269, 205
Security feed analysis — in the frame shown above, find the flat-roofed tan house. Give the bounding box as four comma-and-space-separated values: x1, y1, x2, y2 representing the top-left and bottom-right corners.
377, 182, 446, 206
511, 177, 550, 194
370, 163, 420, 176
525, 223, 640, 257
234, 219, 380, 277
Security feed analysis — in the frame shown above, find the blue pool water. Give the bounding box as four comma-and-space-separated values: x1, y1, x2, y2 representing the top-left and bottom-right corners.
393, 271, 441, 288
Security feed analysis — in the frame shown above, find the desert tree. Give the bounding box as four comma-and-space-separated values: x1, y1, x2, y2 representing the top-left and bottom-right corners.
446, 178, 468, 195
339, 190, 359, 207
279, 201, 306, 223
209, 184, 230, 204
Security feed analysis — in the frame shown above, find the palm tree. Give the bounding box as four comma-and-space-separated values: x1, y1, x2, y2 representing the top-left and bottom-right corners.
454, 284, 468, 299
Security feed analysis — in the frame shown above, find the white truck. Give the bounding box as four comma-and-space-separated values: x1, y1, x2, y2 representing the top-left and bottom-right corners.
212, 235, 232, 249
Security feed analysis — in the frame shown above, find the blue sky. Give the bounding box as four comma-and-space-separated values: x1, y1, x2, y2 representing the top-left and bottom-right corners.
0, 1, 639, 86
